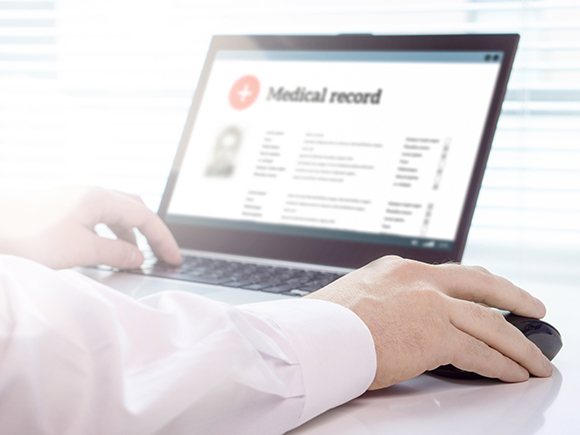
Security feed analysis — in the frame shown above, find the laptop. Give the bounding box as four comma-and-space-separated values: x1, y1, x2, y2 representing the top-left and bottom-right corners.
82, 34, 518, 304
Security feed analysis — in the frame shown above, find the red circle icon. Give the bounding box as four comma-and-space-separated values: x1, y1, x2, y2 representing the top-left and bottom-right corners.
229, 75, 260, 110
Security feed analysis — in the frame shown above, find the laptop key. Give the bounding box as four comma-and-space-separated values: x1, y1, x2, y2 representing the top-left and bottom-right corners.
282, 289, 311, 297
285, 277, 311, 286
179, 274, 232, 285
241, 282, 276, 290
261, 284, 296, 293
148, 270, 229, 285
222, 278, 258, 288
297, 282, 326, 292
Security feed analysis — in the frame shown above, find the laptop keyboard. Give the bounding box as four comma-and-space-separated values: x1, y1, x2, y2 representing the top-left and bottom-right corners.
126, 255, 345, 297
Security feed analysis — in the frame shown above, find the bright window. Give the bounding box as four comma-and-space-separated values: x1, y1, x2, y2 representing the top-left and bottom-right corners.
1, 0, 579, 284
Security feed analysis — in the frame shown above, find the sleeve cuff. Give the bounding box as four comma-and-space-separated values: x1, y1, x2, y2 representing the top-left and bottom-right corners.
241, 298, 377, 426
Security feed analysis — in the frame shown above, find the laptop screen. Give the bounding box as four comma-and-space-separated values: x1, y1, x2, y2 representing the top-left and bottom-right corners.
165, 48, 503, 254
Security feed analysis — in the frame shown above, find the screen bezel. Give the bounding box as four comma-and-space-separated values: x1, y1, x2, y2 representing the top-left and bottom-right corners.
158, 34, 519, 269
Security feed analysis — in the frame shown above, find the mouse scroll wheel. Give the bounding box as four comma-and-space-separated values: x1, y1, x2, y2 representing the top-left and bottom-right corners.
522, 323, 543, 334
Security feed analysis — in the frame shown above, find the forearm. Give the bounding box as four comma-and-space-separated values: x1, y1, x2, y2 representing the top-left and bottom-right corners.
0, 256, 375, 435
0, 205, 30, 262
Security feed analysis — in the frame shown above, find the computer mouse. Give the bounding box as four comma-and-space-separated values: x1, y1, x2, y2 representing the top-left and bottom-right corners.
428, 312, 563, 380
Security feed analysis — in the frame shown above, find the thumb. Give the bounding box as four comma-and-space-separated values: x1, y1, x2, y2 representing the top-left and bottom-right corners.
92, 237, 144, 269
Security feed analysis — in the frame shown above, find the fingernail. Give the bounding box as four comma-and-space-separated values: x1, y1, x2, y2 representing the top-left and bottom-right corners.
534, 297, 546, 315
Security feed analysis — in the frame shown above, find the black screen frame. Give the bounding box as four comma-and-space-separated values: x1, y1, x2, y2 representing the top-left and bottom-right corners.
158, 33, 519, 269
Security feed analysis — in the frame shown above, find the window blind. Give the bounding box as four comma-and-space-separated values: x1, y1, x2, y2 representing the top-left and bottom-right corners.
1, 0, 579, 284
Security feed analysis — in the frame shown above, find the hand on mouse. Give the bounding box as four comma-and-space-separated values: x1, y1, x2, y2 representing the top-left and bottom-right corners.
0, 186, 182, 270
306, 255, 553, 389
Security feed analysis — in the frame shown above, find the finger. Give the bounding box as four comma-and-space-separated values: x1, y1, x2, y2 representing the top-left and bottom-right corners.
86, 189, 181, 265
108, 224, 137, 245
91, 236, 144, 269
111, 190, 146, 206
434, 263, 546, 319
449, 298, 553, 378
450, 329, 529, 382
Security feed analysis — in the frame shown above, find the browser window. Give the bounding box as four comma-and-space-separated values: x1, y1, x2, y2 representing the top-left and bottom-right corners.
167, 50, 503, 251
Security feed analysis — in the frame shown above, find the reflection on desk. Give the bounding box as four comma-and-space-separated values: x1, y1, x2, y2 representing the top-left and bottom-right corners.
290, 369, 562, 435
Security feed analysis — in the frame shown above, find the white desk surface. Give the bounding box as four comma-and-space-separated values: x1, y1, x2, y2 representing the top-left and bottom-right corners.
83, 256, 580, 435
288, 280, 580, 435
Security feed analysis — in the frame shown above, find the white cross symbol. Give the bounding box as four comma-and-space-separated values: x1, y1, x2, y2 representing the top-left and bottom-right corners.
237, 84, 253, 102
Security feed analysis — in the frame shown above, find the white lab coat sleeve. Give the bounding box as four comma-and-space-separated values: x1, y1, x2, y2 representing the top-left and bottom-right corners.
0, 255, 376, 435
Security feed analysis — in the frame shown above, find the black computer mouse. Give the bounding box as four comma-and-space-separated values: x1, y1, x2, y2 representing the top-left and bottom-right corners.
428, 312, 563, 380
